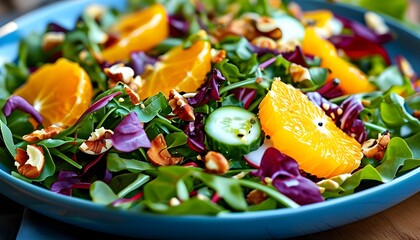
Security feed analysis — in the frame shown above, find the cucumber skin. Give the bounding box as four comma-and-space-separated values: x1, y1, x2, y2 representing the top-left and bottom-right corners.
204, 107, 264, 158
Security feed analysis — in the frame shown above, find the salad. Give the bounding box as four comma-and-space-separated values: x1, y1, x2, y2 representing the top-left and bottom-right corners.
0, 0, 419, 215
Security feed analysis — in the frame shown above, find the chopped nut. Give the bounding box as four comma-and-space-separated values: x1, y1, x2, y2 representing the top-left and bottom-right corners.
168, 89, 195, 122
79, 127, 114, 155
289, 63, 311, 83
22, 125, 64, 143
365, 11, 389, 35
211, 49, 227, 63
316, 173, 351, 192
42, 32, 65, 51
255, 16, 282, 40
362, 131, 391, 161
203, 151, 229, 175
246, 189, 267, 205
252, 36, 278, 50
14, 145, 45, 179
276, 39, 299, 52
105, 64, 135, 86
169, 197, 181, 206
147, 134, 183, 166
124, 84, 141, 105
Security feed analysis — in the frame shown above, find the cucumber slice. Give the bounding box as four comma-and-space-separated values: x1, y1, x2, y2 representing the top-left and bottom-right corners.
204, 106, 263, 158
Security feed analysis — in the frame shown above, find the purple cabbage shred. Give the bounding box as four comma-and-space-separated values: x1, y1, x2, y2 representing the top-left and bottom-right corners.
188, 68, 226, 107
232, 88, 257, 109
251, 147, 324, 205
3, 95, 43, 125
75, 91, 121, 125
130, 51, 157, 75
316, 78, 344, 99
110, 111, 151, 152
250, 44, 311, 68
168, 15, 190, 37
51, 171, 87, 196
184, 113, 207, 153
328, 35, 391, 65
334, 15, 394, 45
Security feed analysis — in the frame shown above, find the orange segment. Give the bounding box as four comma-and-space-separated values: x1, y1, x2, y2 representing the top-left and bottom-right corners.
258, 80, 363, 178
102, 4, 169, 63
138, 30, 212, 99
302, 10, 334, 38
301, 27, 375, 95
14, 58, 93, 127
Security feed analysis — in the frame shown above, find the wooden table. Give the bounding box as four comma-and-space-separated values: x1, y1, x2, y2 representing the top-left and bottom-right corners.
293, 192, 420, 239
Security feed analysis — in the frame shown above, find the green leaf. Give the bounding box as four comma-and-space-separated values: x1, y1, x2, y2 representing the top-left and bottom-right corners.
144, 197, 225, 215
238, 179, 299, 208
308, 67, 328, 86
165, 132, 188, 150
405, 131, 420, 158
107, 153, 155, 173
49, 148, 82, 169
135, 92, 171, 122
195, 172, 248, 211
90, 181, 119, 205
342, 165, 383, 191
0, 121, 16, 156
375, 66, 405, 92
247, 197, 277, 211
116, 173, 150, 198
376, 137, 413, 182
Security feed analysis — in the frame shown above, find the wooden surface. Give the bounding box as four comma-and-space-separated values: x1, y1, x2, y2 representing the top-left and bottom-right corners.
292, 192, 420, 239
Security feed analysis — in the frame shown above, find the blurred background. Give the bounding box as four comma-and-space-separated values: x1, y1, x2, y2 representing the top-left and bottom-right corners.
0, 0, 420, 28
0, 0, 419, 28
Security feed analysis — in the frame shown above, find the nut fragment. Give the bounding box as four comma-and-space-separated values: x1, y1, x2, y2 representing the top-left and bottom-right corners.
147, 134, 183, 166
79, 127, 114, 155
203, 151, 229, 175
124, 84, 141, 105
42, 32, 65, 51
362, 131, 391, 161
22, 125, 64, 143
316, 173, 351, 193
255, 16, 282, 39
168, 89, 195, 121
251, 36, 278, 50
14, 145, 45, 179
246, 189, 267, 205
289, 63, 311, 83
211, 49, 227, 64
105, 63, 136, 89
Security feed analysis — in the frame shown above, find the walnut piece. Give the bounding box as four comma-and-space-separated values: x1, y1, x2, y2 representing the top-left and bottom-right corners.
22, 125, 64, 143
168, 89, 195, 121
246, 189, 267, 205
14, 145, 45, 179
147, 134, 183, 166
203, 151, 229, 175
79, 127, 114, 155
362, 131, 391, 161
42, 32, 65, 51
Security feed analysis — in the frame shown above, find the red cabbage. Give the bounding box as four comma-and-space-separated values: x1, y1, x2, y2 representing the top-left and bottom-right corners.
110, 111, 151, 152
232, 88, 257, 109
130, 51, 157, 75
188, 68, 226, 107
328, 35, 391, 64
3, 95, 43, 125
316, 78, 344, 99
334, 15, 394, 45
251, 147, 324, 205
168, 15, 190, 37
184, 112, 206, 153
75, 91, 121, 125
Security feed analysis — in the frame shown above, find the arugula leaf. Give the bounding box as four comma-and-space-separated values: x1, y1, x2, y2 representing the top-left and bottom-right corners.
107, 153, 155, 173
91, 181, 119, 205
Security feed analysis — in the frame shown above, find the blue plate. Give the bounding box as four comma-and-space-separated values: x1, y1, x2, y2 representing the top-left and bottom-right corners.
0, 0, 419, 239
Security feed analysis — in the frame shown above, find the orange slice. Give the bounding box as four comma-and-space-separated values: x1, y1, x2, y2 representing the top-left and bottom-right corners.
138, 30, 212, 99
14, 58, 93, 127
302, 27, 375, 95
258, 79, 363, 178
102, 4, 169, 63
